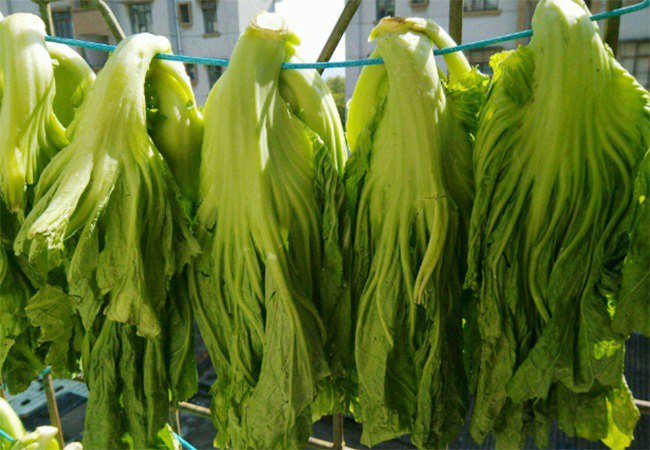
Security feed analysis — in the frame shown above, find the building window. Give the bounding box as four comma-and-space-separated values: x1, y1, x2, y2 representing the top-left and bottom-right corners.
619, 40, 649, 88
52, 10, 74, 38
129, 2, 153, 33
178, 2, 192, 27
206, 66, 222, 87
376, 0, 395, 21
410, 0, 428, 6
466, 46, 503, 76
185, 64, 198, 85
464, 0, 499, 12
201, 0, 218, 34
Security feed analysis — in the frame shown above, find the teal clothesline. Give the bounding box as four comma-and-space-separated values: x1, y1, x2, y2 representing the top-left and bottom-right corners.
43, 0, 649, 70
173, 431, 198, 450
0, 428, 15, 443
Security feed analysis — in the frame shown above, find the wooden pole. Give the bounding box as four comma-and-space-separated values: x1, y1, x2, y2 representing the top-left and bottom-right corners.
449, 0, 464, 44
169, 408, 182, 434
603, 0, 623, 55
316, 0, 363, 74
635, 398, 650, 415
32, 1, 54, 35
332, 413, 345, 450
90, 0, 126, 41
177, 401, 211, 419
42, 373, 65, 449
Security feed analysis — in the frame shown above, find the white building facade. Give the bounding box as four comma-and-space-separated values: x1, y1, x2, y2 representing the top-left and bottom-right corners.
345, 0, 650, 98
1, 0, 277, 103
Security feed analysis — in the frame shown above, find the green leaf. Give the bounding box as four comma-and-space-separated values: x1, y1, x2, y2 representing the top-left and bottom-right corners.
466, 0, 649, 445
613, 150, 650, 337
345, 17, 482, 448
193, 12, 347, 448
0, 14, 67, 217
25, 285, 82, 378
83, 320, 126, 450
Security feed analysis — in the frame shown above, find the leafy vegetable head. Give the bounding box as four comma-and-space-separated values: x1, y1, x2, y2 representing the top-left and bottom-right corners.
466, 0, 649, 446
146, 59, 203, 203
0, 14, 66, 217
47, 41, 96, 128
194, 11, 349, 448
344, 16, 486, 449
15, 33, 199, 339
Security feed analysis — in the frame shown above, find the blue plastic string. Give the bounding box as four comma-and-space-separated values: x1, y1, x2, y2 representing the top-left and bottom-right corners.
172, 431, 198, 450
0, 428, 16, 443
43, 0, 649, 70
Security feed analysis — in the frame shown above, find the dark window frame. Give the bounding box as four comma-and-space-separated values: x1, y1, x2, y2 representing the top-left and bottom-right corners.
129, 2, 153, 34
201, 0, 219, 35
178, 2, 192, 27
464, 0, 499, 12
376, 0, 395, 21
52, 9, 74, 39
206, 65, 222, 87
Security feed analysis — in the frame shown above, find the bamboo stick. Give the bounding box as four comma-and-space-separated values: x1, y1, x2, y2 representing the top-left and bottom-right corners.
177, 401, 211, 419
32, 1, 54, 35
603, 0, 623, 55
169, 408, 182, 434
332, 413, 345, 450
635, 398, 650, 415
449, 0, 464, 44
42, 373, 65, 449
89, 0, 126, 42
316, 0, 363, 74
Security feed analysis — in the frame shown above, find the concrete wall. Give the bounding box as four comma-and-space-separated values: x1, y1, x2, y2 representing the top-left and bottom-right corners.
169, 0, 243, 103
2, 0, 40, 15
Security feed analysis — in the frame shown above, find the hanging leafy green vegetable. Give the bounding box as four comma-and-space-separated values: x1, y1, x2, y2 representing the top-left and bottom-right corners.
465, 0, 649, 447
192, 11, 350, 449
0, 14, 67, 217
15, 32, 198, 338
613, 150, 649, 337
47, 41, 96, 128
344, 17, 487, 449
0, 23, 94, 384
146, 59, 203, 203
15, 33, 199, 449
0, 11, 3, 100
279, 54, 353, 418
